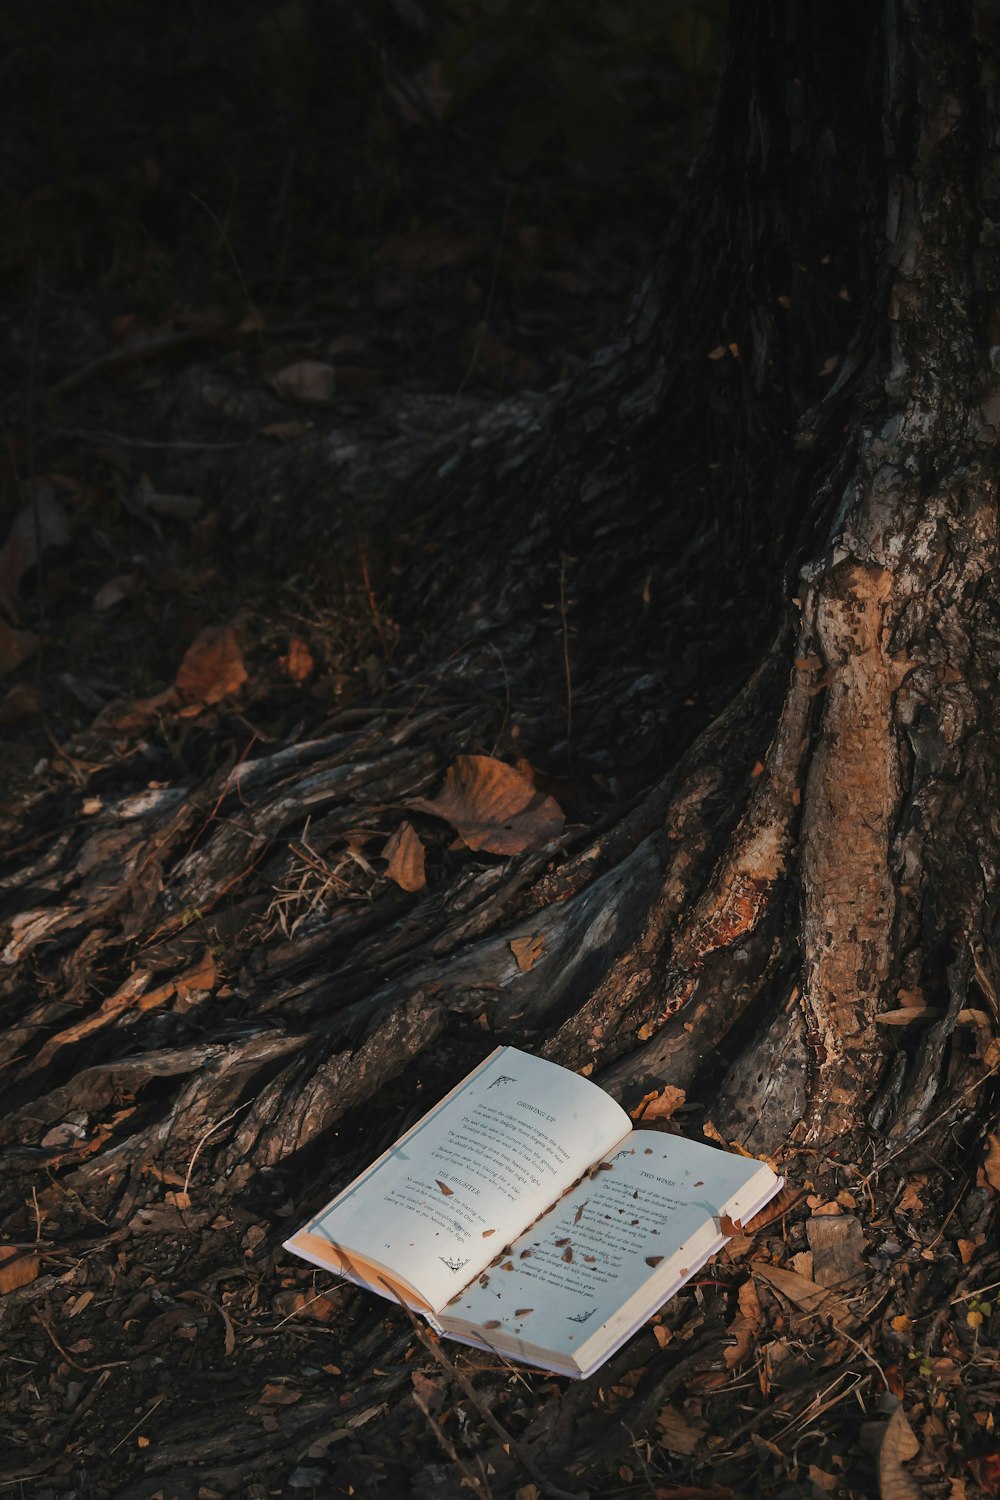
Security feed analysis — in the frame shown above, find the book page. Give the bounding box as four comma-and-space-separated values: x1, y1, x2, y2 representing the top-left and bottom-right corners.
441, 1131, 778, 1372
284, 1047, 631, 1312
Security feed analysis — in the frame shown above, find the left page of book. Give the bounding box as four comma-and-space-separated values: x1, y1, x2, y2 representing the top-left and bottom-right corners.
283, 1046, 632, 1314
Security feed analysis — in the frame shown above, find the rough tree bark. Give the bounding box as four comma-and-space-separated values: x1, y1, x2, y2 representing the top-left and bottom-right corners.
2, 1, 999, 1494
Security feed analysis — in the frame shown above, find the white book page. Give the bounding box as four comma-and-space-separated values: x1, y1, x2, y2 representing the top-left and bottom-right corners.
441, 1130, 778, 1369
284, 1047, 631, 1312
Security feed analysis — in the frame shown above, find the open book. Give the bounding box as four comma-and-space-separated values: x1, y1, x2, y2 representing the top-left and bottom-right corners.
284, 1047, 782, 1378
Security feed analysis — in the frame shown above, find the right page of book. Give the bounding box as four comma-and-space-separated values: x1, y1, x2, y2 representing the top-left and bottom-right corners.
440, 1130, 780, 1375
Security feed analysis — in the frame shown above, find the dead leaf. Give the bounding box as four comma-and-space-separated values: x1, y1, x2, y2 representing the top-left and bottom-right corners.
877, 1405, 921, 1500
723, 1277, 763, 1368
0, 682, 43, 722
719, 1214, 744, 1237
374, 227, 485, 275
646, 1255, 664, 1267
258, 1383, 303, 1406
435, 1180, 453, 1196
280, 636, 315, 683
409, 755, 564, 856
982, 1134, 1000, 1193
510, 934, 545, 971
174, 623, 248, 708
656, 1404, 707, 1456
271, 361, 335, 402
383, 822, 427, 893
752, 1262, 831, 1316
897, 1177, 927, 1213
175, 950, 218, 1001
808, 1466, 838, 1493
631, 1085, 686, 1122
0, 1246, 39, 1294
0, 489, 69, 616
259, 419, 314, 440
0, 619, 40, 674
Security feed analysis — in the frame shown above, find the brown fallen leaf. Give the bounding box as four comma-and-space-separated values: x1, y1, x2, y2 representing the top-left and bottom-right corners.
374, 227, 485, 275
646, 1255, 664, 1267
258, 1383, 303, 1406
877, 1405, 921, 1500
656, 1403, 707, 1456
435, 1180, 453, 1196
719, 1214, 744, 1237
383, 822, 426, 894
981, 1134, 1000, 1193
723, 1277, 763, 1368
0, 489, 69, 616
271, 361, 335, 402
631, 1085, 687, 1122
280, 636, 315, 683
510, 933, 545, 971
175, 623, 248, 709
897, 1176, 927, 1213
174, 950, 218, 1002
752, 1262, 831, 1316
0, 1246, 39, 1295
408, 755, 564, 856
0, 619, 39, 674
259, 418, 314, 440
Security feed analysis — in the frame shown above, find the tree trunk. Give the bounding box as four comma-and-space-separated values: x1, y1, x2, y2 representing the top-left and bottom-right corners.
2, 2, 999, 1495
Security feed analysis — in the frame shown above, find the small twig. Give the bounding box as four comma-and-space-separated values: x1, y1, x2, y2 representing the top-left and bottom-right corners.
189, 192, 259, 331
558, 553, 574, 752
31, 1186, 42, 1245
182, 1100, 254, 1197
272, 1288, 334, 1330
32, 1314, 129, 1375
951, 1276, 1000, 1305
836, 1326, 889, 1388
456, 192, 510, 399
412, 1387, 493, 1499
109, 1395, 165, 1455
355, 528, 392, 660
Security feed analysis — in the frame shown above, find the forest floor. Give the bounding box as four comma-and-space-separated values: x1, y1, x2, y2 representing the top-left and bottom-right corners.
1, 3, 999, 1498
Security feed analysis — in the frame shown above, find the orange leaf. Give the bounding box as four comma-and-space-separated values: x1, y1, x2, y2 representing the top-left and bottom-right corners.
174, 623, 247, 708
0, 1246, 39, 1295
632, 1086, 686, 1122
258, 1383, 303, 1406
409, 755, 564, 856
436, 1180, 453, 1196
510, 934, 545, 972
279, 636, 315, 683
383, 822, 426, 893
982, 1134, 1000, 1193
175, 950, 218, 1000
